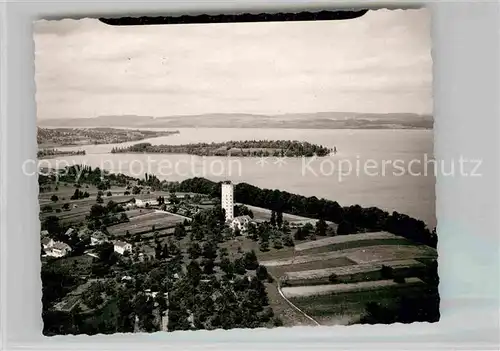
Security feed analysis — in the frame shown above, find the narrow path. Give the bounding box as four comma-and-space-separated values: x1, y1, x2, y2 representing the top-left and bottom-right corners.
154, 209, 191, 221
276, 280, 321, 326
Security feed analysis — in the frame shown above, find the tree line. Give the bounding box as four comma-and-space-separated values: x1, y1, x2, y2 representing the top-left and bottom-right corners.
174, 177, 437, 248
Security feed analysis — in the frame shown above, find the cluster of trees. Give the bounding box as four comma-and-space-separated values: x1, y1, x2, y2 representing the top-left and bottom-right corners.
244, 217, 294, 252
39, 165, 135, 191
139, 173, 162, 191
111, 140, 331, 157
37, 149, 86, 158
293, 219, 329, 241
71, 188, 90, 200
86, 202, 129, 231
360, 290, 440, 324
43, 203, 277, 335
173, 178, 436, 248
234, 204, 254, 218
152, 207, 276, 331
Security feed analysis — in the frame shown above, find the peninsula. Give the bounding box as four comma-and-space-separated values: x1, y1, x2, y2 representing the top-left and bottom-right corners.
37, 127, 179, 148
37, 149, 86, 159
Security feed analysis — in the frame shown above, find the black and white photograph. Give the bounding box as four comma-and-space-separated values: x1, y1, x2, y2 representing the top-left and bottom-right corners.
34, 8, 439, 336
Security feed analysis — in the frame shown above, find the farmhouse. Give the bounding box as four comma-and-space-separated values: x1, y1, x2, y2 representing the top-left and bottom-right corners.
46, 242, 72, 258
41, 237, 55, 250
135, 199, 158, 208
230, 215, 254, 233
91, 231, 108, 246
114, 240, 132, 255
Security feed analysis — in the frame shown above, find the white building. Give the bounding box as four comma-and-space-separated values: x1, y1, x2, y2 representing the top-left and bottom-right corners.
221, 182, 234, 222
230, 215, 253, 233
114, 240, 132, 255
135, 199, 158, 208
46, 242, 72, 258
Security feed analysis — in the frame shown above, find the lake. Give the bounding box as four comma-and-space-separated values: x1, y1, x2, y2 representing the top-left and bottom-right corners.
40, 128, 436, 228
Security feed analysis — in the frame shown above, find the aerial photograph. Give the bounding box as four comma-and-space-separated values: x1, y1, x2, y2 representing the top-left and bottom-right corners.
34, 8, 438, 336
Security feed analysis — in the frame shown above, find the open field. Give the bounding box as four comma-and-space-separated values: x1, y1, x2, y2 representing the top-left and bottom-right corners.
291, 285, 433, 326
284, 259, 425, 280
294, 232, 398, 251
40, 188, 128, 202
268, 257, 357, 279
287, 279, 437, 326
345, 245, 437, 264
40, 194, 134, 212
261, 250, 352, 267
124, 208, 156, 219
107, 211, 185, 237
299, 237, 416, 256
261, 244, 437, 267
282, 277, 425, 298
282, 259, 426, 286
218, 236, 307, 262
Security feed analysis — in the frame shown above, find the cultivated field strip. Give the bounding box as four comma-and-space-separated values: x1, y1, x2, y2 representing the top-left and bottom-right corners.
281, 277, 424, 298
261, 245, 437, 267
124, 208, 155, 218
294, 232, 397, 252
346, 245, 437, 264
282, 259, 425, 281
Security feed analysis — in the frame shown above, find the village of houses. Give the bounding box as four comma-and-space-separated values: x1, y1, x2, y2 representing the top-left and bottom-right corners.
41, 182, 270, 260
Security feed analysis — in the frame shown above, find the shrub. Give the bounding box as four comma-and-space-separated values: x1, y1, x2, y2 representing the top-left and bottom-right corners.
328, 273, 339, 283
272, 317, 283, 327
256, 265, 268, 281
393, 276, 406, 284
381, 265, 394, 279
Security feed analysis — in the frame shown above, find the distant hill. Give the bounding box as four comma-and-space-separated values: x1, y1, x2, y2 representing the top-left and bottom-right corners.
39, 112, 433, 129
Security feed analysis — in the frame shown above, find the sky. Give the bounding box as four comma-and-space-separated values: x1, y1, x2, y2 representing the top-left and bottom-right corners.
34, 9, 432, 120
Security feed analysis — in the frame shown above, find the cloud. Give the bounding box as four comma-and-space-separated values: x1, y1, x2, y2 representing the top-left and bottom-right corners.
34, 9, 432, 119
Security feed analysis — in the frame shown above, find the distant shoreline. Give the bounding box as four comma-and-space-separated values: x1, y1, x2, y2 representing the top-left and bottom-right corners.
37, 127, 179, 148
40, 125, 433, 131
38, 112, 434, 130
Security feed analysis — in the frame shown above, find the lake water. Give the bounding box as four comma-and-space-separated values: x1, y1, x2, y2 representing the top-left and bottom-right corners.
41, 128, 436, 228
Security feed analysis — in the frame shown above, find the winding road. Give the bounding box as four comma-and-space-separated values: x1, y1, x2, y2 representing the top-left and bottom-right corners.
276, 280, 321, 326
